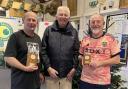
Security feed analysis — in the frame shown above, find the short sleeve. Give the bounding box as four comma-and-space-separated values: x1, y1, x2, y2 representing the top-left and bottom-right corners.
4, 34, 17, 57
110, 38, 120, 55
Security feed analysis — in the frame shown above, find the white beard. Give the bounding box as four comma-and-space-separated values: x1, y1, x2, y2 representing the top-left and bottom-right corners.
91, 28, 100, 35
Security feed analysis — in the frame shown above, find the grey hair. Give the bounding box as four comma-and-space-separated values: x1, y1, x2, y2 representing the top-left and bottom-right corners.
56, 6, 70, 17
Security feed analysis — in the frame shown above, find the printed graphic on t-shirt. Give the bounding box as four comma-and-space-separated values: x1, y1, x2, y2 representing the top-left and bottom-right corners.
26, 42, 40, 66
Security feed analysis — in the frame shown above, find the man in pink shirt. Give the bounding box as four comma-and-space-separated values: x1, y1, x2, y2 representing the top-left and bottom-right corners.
79, 14, 120, 89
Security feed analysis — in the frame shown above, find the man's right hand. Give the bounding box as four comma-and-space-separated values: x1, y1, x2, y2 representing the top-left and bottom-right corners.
4, 57, 38, 72
24, 65, 38, 72
78, 55, 83, 65
47, 67, 58, 79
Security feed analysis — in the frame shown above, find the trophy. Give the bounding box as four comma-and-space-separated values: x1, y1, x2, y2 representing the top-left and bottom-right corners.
82, 53, 91, 65
26, 53, 38, 66
26, 42, 39, 66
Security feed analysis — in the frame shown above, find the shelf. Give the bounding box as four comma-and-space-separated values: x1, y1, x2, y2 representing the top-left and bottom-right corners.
100, 8, 120, 14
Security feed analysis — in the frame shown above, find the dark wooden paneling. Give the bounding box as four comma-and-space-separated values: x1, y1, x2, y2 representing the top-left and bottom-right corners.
67, 0, 77, 16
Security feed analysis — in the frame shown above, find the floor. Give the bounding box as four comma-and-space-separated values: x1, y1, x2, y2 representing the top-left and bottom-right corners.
0, 69, 10, 89
0, 69, 45, 89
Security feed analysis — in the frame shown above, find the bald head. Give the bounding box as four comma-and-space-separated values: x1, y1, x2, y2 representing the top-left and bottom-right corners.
56, 6, 70, 17
23, 11, 37, 20
23, 11, 38, 35
90, 13, 104, 23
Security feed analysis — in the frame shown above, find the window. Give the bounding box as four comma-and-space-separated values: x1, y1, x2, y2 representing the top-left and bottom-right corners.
0, 10, 6, 16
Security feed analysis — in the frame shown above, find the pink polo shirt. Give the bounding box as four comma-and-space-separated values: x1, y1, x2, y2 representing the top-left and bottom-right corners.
79, 34, 120, 85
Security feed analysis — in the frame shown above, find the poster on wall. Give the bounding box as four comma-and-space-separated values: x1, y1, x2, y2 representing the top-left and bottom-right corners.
38, 21, 53, 39
106, 13, 128, 63
0, 17, 23, 51
107, 20, 123, 47
0, 17, 23, 67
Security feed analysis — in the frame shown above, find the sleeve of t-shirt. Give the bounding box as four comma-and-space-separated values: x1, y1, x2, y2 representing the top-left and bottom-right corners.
110, 38, 120, 55
4, 34, 17, 57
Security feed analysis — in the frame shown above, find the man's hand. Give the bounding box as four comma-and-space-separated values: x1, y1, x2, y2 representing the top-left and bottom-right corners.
78, 55, 83, 65
47, 67, 58, 79
40, 73, 45, 83
67, 68, 76, 81
89, 61, 102, 68
24, 65, 38, 72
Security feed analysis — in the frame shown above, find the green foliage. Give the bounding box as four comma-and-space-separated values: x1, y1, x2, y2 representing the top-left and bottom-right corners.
0, 51, 5, 68
72, 64, 81, 89
110, 65, 127, 89
5, 0, 13, 10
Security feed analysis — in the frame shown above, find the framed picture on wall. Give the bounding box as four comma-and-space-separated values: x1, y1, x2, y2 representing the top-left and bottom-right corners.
106, 13, 128, 65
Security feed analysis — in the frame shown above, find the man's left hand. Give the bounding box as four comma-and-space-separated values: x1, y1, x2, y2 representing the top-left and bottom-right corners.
89, 61, 102, 68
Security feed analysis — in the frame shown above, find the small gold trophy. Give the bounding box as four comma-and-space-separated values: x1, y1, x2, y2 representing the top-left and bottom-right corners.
26, 42, 40, 66
82, 53, 91, 65
26, 53, 38, 66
